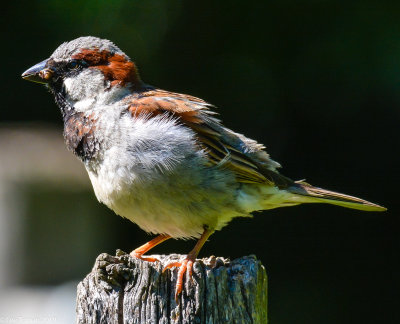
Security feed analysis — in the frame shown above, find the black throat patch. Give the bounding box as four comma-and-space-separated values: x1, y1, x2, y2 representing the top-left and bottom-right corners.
50, 85, 100, 162
63, 111, 99, 162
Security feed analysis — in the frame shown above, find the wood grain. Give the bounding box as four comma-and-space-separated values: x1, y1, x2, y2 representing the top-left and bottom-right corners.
76, 251, 268, 324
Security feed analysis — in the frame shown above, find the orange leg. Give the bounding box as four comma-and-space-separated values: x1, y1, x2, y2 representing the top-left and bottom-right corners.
163, 227, 214, 302
130, 234, 171, 262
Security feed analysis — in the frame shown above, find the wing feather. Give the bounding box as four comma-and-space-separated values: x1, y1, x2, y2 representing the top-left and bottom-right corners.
126, 88, 292, 187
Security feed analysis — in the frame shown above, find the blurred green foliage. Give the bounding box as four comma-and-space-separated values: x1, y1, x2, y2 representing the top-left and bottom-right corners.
1, 1, 399, 324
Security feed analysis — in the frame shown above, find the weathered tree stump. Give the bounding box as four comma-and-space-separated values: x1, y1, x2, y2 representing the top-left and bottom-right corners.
76, 250, 268, 324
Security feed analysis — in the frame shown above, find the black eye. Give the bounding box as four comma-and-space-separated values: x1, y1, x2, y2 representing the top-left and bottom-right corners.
67, 60, 80, 69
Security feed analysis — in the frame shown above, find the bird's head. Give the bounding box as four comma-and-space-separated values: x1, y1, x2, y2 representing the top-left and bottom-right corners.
22, 36, 142, 112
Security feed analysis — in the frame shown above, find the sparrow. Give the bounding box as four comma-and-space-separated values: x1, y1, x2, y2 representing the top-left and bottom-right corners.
22, 36, 386, 300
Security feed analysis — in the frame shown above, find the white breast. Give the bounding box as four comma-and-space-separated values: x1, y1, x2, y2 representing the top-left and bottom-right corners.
86, 111, 243, 238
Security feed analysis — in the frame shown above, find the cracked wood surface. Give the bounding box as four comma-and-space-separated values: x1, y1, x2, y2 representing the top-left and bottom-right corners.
76, 250, 268, 324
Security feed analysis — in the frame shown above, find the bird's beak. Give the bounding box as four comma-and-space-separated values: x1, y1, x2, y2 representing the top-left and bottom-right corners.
21, 59, 53, 84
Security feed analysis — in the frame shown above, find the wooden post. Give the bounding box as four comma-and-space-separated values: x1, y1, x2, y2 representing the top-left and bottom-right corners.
76, 250, 268, 324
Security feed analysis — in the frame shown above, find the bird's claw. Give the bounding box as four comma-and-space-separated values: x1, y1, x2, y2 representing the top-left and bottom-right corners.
163, 257, 195, 302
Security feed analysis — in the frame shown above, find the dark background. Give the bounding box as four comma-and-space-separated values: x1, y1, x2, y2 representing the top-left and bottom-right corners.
2, 1, 399, 323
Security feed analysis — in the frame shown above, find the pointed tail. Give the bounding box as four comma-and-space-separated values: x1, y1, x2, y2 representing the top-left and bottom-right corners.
288, 181, 387, 212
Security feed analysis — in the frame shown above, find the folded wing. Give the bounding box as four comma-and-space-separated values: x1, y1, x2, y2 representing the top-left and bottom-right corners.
126, 88, 293, 187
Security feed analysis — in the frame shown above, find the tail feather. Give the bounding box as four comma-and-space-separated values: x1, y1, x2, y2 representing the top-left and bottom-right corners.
288, 181, 387, 212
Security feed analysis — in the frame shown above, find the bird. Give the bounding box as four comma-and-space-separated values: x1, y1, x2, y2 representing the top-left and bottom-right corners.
22, 36, 386, 300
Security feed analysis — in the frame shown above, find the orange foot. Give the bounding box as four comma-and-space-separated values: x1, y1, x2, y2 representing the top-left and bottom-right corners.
163, 256, 195, 302
129, 234, 171, 263
130, 251, 160, 263
162, 227, 214, 302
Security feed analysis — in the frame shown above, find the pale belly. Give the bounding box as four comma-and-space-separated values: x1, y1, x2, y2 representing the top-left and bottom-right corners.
87, 162, 246, 239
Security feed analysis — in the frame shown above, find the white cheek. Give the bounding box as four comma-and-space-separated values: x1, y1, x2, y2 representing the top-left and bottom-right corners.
63, 69, 108, 108
63, 77, 75, 97
74, 98, 96, 111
